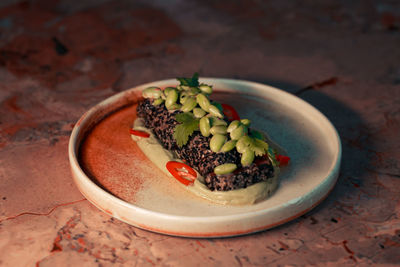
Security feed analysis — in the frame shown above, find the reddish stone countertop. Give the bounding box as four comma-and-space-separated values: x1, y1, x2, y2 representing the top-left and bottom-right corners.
0, 0, 399, 266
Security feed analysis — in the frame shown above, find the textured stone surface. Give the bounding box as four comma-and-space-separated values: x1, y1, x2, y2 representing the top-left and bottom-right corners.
0, 0, 399, 266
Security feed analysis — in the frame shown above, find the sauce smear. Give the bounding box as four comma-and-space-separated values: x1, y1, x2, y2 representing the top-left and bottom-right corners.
79, 104, 152, 203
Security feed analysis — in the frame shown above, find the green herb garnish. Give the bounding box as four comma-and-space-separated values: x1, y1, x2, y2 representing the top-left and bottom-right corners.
141, 73, 285, 171
267, 147, 278, 166
173, 112, 199, 147
177, 72, 199, 87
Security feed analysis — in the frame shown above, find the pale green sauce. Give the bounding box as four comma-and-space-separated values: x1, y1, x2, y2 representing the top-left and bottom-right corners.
132, 118, 279, 205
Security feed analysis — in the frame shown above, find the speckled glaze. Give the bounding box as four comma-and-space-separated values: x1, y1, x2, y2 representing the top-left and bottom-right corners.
69, 78, 341, 237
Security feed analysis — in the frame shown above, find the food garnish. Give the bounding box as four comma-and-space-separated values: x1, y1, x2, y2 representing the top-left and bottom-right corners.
140, 73, 286, 175
221, 103, 240, 121
129, 129, 150, 138
276, 154, 290, 166
173, 112, 199, 148
166, 161, 197, 186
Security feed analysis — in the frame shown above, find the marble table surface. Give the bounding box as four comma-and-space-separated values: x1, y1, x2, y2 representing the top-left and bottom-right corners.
0, 0, 399, 266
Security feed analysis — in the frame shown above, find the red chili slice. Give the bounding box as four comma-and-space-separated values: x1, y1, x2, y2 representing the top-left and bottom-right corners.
166, 161, 197, 186
276, 154, 290, 166
130, 129, 150, 138
221, 103, 240, 121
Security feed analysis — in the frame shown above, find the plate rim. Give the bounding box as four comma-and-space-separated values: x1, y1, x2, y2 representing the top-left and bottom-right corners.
69, 77, 342, 236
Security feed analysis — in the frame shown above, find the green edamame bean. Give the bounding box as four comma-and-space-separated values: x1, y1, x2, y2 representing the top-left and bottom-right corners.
142, 87, 162, 99
189, 87, 201, 95
210, 125, 227, 135
240, 119, 251, 126
180, 85, 191, 91
199, 117, 211, 137
179, 91, 189, 104
199, 84, 213, 94
193, 108, 206, 118
165, 89, 178, 108
214, 163, 237, 175
152, 98, 164, 106
167, 103, 181, 110
227, 120, 240, 133
209, 116, 227, 126
220, 140, 237, 152
230, 125, 247, 140
180, 97, 197, 112
196, 94, 211, 112
210, 134, 226, 152
236, 135, 253, 153
241, 148, 255, 166
164, 87, 175, 96
208, 105, 223, 118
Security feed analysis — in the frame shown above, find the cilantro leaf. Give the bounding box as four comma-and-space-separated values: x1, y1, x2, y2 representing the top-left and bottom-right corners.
252, 145, 266, 157
173, 112, 199, 147
176, 73, 199, 87
175, 112, 197, 123
245, 137, 268, 157
212, 101, 223, 112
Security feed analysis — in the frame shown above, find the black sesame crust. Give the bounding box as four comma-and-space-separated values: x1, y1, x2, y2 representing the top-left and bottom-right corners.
136, 99, 275, 191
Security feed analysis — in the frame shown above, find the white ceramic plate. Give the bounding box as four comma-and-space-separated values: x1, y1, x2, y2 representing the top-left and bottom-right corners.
69, 78, 341, 237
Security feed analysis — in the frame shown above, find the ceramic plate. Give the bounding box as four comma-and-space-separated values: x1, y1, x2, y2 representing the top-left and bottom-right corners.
69, 78, 341, 237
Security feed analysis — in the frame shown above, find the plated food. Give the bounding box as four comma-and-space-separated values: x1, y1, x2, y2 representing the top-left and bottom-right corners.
70, 77, 341, 236
131, 73, 290, 205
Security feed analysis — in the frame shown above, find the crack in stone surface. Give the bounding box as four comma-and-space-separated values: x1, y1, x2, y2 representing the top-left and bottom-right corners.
294, 77, 339, 96
0, 199, 86, 223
